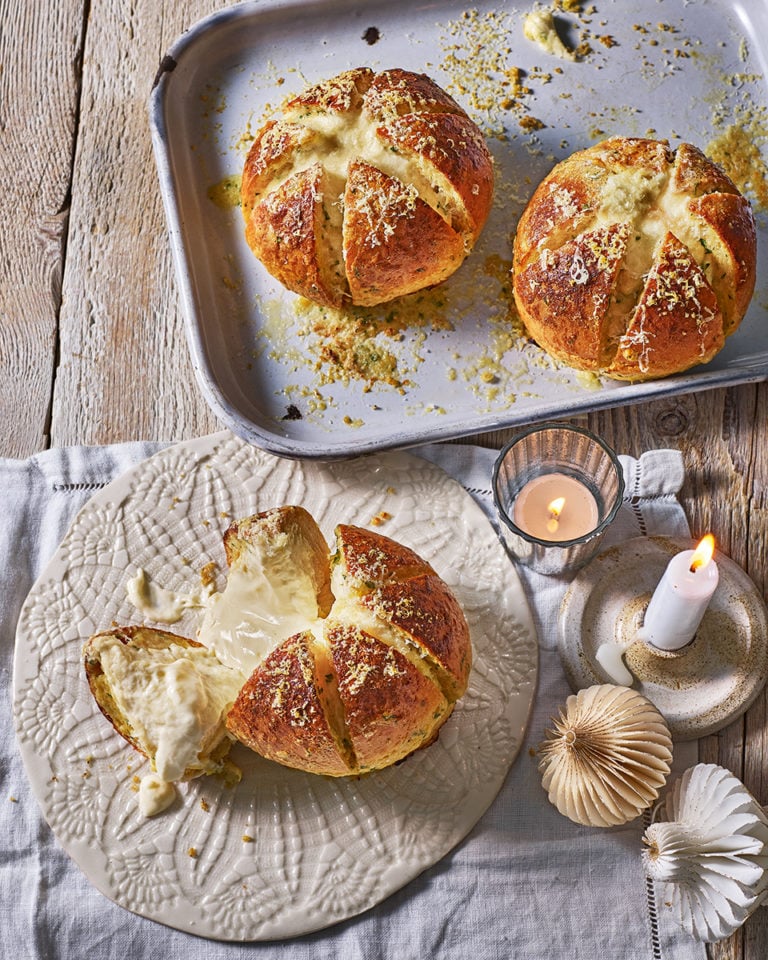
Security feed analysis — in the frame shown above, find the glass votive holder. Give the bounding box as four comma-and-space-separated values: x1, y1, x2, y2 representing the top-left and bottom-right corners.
492, 422, 625, 576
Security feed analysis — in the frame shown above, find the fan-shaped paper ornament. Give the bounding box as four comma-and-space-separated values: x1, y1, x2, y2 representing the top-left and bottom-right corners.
642, 763, 768, 942
538, 683, 673, 827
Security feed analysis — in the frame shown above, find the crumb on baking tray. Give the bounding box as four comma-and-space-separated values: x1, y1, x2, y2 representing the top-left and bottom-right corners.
282, 403, 303, 421
208, 174, 241, 209
707, 119, 768, 212
287, 289, 454, 391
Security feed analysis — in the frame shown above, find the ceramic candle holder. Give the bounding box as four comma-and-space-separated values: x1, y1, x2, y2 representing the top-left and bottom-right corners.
558, 536, 768, 739
492, 422, 624, 576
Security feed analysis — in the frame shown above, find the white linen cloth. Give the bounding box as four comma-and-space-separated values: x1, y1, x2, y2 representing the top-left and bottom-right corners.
0, 440, 704, 960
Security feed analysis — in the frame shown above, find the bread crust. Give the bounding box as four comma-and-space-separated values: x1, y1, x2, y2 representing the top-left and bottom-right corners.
327, 622, 450, 774
244, 163, 346, 308
331, 523, 433, 587
360, 573, 472, 702
226, 630, 353, 777
512, 137, 756, 381
343, 159, 466, 306
241, 67, 493, 307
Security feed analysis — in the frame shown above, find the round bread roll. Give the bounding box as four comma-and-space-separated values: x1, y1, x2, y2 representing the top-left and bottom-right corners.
84, 507, 472, 783
512, 137, 756, 381
225, 513, 472, 776
241, 67, 494, 307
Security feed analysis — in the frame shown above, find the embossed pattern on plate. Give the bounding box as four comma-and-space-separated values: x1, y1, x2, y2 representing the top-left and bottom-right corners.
13, 433, 537, 941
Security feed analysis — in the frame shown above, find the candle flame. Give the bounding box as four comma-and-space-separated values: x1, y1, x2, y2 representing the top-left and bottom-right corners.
690, 534, 715, 573
548, 497, 566, 519
546, 497, 566, 534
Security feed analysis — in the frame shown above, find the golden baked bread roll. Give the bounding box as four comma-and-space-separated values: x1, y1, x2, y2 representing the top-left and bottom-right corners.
226, 519, 471, 776
241, 67, 494, 307
512, 137, 756, 381
84, 508, 472, 783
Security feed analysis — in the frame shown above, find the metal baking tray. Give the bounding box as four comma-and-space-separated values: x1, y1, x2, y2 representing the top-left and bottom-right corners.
150, 0, 768, 459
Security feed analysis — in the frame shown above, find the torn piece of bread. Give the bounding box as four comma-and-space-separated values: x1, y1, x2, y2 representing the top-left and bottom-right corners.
83, 625, 243, 783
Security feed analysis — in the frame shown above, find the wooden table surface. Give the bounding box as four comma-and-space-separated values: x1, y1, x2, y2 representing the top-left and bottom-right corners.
2, 1, 766, 957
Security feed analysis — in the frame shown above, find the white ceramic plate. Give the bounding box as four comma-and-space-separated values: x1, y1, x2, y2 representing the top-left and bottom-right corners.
149, 0, 768, 459
13, 432, 537, 940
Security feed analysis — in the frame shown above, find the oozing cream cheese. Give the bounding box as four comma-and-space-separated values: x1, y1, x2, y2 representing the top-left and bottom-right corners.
197, 563, 322, 678
269, 105, 464, 234
127, 568, 213, 624
138, 773, 177, 818
96, 637, 243, 783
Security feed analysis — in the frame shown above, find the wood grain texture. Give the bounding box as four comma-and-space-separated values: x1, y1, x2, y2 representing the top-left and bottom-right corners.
49, 0, 219, 448
0, 1, 86, 457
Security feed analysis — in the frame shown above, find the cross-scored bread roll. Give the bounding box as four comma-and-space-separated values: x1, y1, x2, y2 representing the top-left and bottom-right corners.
84, 507, 472, 783
225, 516, 471, 776
241, 67, 494, 307
512, 137, 756, 381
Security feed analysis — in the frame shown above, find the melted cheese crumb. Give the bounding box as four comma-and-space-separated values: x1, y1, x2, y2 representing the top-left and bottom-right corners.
523, 8, 576, 62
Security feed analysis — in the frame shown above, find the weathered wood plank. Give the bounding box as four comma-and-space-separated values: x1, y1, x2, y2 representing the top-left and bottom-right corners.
0, 1, 86, 458
49, 0, 219, 447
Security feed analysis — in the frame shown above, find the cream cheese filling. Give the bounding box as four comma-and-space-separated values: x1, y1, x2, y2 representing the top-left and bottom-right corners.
523, 9, 576, 61
95, 637, 243, 784
197, 563, 321, 678
126, 567, 213, 624
138, 773, 177, 818
267, 108, 460, 231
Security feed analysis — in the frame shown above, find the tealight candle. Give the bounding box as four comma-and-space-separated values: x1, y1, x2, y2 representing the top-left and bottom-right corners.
513, 473, 599, 542
492, 422, 624, 576
636, 535, 719, 651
